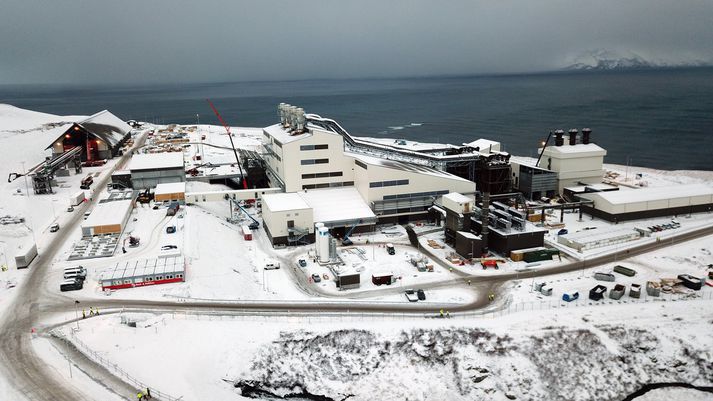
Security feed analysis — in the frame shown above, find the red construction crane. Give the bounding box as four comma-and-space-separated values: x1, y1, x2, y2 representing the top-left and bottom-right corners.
206, 99, 248, 189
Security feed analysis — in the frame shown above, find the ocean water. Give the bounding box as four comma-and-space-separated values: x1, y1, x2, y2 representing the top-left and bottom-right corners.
2, 68, 712, 171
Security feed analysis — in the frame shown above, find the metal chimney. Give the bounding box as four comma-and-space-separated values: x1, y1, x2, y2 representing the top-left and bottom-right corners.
582, 128, 591, 144
568, 128, 578, 146
554, 129, 565, 146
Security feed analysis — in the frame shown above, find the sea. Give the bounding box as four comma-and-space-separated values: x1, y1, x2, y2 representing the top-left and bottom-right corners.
2, 68, 712, 171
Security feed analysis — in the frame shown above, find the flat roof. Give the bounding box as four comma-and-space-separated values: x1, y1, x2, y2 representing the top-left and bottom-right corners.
263, 123, 311, 145
348, 152, 471, 182
81, 199, 133, 228
100, 256, 185, 282
582, 183, 713, 204
562, 228, 639, 243
298, 187, 376, 224
155, 182, 186, 195
542, 143, 606, 155
262, 192, 311, 212
465, 139, 501, 153
128, 152, 184, 171
443, 192, 473, 204
457, 230, 481, 240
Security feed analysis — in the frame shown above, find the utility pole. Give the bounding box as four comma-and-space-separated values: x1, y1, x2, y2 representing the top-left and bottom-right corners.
74, 300, 80, 330
21, 161, 31, 196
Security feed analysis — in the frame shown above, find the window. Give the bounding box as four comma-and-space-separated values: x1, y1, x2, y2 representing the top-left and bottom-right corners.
301, 159, 314, 165
302, 171, 342, 179
370, 182, 383, 188
302, 173, 316, 179
274, 140, 283, 148
300, 144, 329, 151
315, 172, 330, 178
329, 171, 343, 177
329, 182, 342, 187
315, 158, 328, 164
315, 183, 329, 188
355, 160, 368, 169
342, 181, 354, 186
303, 184, 316, 189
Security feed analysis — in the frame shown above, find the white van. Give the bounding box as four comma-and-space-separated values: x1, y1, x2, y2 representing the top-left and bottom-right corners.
264, 261, 281, 270
64, 266, 87, 280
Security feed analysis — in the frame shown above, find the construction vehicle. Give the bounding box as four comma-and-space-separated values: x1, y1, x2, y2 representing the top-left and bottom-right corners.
481, 259, 499, 270
137, 189, 153, 203
228, 198, 259, 229
128, 236, 140, 247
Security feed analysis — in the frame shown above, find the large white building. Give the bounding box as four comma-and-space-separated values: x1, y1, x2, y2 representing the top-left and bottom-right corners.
259, 105, 477, 245
537, 129, 607, 192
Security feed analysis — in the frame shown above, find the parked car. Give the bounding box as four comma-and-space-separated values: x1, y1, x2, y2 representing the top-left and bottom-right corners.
63, 266, 87, 280
60, 278, 83, 292
298, 259, 307, 267
166, 226, 176, 234
49, 223, 60, 232
311, 273, 322, 283
557, 229, 568, 236
264, 261, 280, 270
416, 289, 426, 301
161, 245, 178, 251
404, 289, 419, 302
386, 243, 395, 255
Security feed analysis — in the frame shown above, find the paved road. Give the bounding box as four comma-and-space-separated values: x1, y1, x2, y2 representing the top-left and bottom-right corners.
1, 132, 712, 401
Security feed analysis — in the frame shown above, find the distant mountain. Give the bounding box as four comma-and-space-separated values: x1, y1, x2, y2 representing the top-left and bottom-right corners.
563, 49, 710, 71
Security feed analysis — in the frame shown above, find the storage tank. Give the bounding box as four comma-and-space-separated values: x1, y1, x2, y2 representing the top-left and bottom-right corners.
316, 224, 330, 263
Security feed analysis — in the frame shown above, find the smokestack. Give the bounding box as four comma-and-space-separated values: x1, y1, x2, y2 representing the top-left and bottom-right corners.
568, 128, 578, 146
554, 129, 565, 146
582, 128, 591, 144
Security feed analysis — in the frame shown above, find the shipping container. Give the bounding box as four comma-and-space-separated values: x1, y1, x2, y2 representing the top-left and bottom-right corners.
523, 248, 560, 263
589, 285, 607, 301
14, 242, 38, 269
629, 283, 642, 298
609, 284, 626, 300
646, 281, 661, 297
372, 272, 395, 286
337, 273, 361, 290
594, 272, 616, 282
613, 265, 637, 277
69, 191, 86, 206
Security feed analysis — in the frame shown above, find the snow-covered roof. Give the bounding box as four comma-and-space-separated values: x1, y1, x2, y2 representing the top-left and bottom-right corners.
356, 136, 457, 152
100, 256, 185, 282
129, 152, 185, 171
155, 182, 186, 195
581, 184, 713, 205
542, 143, 606, 155
81, 199, 133, 228
262, 192, 311, 212
263, 123, 311, 145
443, 192, 473, 204
348, 152, 471, 182
298, 187, 376, 224
561, 228, 639, 243
457, 231, 481, 240
45, 110, 131, 150
465, 139, 501, 153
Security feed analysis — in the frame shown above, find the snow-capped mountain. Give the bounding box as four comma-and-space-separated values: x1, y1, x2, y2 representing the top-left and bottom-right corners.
564, 49, 709, 71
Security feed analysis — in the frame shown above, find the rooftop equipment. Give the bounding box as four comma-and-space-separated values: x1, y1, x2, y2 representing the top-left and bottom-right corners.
554, 130, 565, 146
568, 128, 578, 145
582, 128, 592, 144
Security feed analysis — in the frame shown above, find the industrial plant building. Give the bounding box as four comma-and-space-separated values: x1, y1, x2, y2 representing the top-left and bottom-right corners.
81, 199, 134, 237
128, 152, 186, 189
578, 183, 713, 222
46, 110, 132, 162
154, 182, 187, 203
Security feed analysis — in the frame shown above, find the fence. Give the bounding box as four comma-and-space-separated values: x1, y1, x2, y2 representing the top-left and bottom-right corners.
51, 329, 184, 401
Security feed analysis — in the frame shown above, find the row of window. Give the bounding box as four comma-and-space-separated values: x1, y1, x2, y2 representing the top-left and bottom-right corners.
303, 181, 354, 190
301, 158, 329, 165
110, 273, 184, 286
369, 179, 409, 188
300, 144, 328, 151
355, 160, 368, 170
302, 171, 343, 179
378, 206, 429, 215
382, 189, 449, 200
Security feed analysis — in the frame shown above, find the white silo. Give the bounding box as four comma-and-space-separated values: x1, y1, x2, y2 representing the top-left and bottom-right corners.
316, 224, 330, 263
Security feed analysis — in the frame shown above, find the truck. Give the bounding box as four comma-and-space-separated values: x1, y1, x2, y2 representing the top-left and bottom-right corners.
14, 242, 38, 269
372, 272, 395, 286
69, 191, 86, 207
242, 225, 252, 241
386, 243, 395, 255
609, 284, 626, 300
166, 201, 180, 216
79, 175, 94, 189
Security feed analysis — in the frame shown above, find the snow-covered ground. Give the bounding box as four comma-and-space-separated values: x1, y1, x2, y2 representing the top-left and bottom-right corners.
59, 298, 713, 401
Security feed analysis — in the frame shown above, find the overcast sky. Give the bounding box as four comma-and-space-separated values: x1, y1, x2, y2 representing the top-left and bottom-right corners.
1, 0, 711, 85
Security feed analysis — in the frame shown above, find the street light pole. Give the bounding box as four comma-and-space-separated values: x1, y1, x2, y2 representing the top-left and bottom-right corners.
74, 300, 80, 330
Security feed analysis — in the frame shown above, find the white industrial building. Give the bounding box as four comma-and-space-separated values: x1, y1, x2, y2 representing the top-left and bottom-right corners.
128, 152, 186, 189
261, 192, 315, 245
558, 228, 641, 252
537, 129, 607, 193
154, 182, 186, 203
81, 199, 134, 237
579, 183, 713, 222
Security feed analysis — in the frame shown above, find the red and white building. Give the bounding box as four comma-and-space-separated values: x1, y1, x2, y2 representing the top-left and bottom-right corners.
100, 256, 185, 290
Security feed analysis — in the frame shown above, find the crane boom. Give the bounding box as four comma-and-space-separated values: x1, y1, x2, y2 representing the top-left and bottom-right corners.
206, 99, 248, 189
